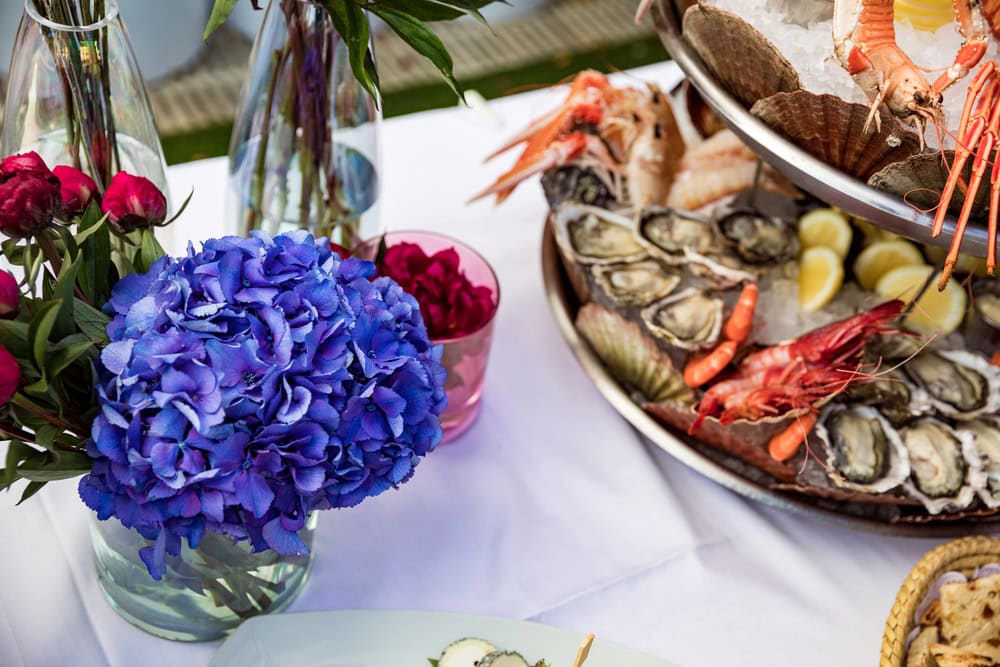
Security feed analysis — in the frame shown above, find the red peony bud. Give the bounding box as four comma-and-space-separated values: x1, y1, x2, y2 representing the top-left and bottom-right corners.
1, 151, 54, 179
0, 344, 20, 406
0, 152, 61, 239
0, 270, 19, 319
53, 165, 99, 217
102, 172, 167, 232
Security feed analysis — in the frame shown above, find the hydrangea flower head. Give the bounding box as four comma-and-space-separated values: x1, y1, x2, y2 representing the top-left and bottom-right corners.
79, 231, 446, 578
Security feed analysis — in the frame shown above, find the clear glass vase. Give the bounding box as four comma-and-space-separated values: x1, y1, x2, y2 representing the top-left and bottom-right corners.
90, 514, 316, 641
228, 0, 382, 247
1, 0, 169, 196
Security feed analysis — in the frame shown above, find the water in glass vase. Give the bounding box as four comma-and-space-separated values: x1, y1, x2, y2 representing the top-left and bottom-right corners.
229, 138, 379, 248
31, 130, 169, 200
90, 514, 316, 641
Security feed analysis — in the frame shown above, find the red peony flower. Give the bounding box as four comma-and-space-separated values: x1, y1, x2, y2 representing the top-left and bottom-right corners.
330, 242, 352, 258
102, 171, 167, 232
0, 152, 61, 238
1, 151, 53, 179
0, 270, 19, 320
378, 241, 496, 340
53, 165, 99, 217
0, 344, 20, 405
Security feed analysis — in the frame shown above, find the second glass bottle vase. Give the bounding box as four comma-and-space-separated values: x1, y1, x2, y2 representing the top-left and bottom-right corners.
229, 0, 382, 247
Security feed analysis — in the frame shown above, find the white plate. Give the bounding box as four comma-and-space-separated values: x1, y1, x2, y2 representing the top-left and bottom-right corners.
209, 609, 674, 667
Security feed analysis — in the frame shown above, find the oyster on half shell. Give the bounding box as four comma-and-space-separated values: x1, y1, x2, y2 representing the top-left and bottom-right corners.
637, 207, 717, 263
960, 417, 1000, 507
715, 211, 800, 264
591, 259, 681, 308
553, 205, 645, 266
900, 419, 982, 514
904, 350, 1000, 420
845, 370, 931, 428
641, 288, 723, 350
816, 405, 909, 493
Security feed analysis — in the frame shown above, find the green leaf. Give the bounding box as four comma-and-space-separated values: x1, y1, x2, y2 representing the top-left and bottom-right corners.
163, 190, 194, 226
136, 230, 165, 275
28, 299, 63, 370
73, 298, 111, 346
203, 0, 241, 40
53, 254, 83, 341
17, 481, 45, 505
22, 376, 49, 397
77, 205, 113, 305
373, 9, 463, 99
16, 450, 91, 482
46, 339, 94, 378
0, 320, 31, 360
428, 660, 439, 667
375, 0, 495, 23
324, 2, 380, 103
33, 424, 61, 453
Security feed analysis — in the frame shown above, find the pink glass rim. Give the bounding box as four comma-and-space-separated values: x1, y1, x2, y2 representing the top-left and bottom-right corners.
354, 229, 501, 344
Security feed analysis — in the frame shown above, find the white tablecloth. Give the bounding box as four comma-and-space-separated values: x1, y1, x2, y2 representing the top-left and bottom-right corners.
0, 62, 958, 667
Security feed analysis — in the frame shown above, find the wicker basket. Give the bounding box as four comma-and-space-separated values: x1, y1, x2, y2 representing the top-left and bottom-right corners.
880, 536, 1000, 667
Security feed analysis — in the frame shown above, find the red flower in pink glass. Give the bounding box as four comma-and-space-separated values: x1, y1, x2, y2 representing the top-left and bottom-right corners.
379, 242, 496, 340
0, 344, 20, 406
102, 172, 167, 232
0, 152, 61, 238
54, 165, 99, 217
0, 270, 19, 320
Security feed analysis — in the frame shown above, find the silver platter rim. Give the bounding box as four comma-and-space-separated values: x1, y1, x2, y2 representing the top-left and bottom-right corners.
652, 0, 991, 259
540, 217, 1000, 536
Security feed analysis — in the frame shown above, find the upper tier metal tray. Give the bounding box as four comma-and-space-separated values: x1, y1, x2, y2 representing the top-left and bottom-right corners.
652, 0, 991, 259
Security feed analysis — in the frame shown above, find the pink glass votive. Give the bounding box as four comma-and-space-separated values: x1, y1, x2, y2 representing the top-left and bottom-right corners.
355, 231, 500, 443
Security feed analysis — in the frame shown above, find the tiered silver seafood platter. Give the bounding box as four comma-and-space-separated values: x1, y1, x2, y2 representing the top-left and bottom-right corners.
651, 0, 992, 258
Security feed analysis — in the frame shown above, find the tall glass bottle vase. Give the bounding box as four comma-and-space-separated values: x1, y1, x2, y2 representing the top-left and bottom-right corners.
229, 0, 382, 247
1, 0, 169, 196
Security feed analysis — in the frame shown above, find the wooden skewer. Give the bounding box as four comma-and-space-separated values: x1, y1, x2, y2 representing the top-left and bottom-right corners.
573, 633, 595, 667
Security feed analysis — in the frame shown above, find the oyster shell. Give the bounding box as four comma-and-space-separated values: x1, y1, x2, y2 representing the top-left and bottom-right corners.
637, 207, 717, 262
869, 152, 989, 222
575, 303, 692, 404
682, 80, 726, 140
903, 350, 1000, 420
750, 91, 922, 180
815, 405, 909, 493
845, 370, 931, 428
552, 204, 645, 302
682, 4, 801, 108
960, 417, 1000, 508
900, 419, 982, 514
641, 288, 723, 351
541, 166, 616, 210
715, 211, 800, 264
591, 259, 680, 308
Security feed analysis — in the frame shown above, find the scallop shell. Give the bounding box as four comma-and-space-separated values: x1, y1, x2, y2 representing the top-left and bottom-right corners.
682, 4, 801, 108
575, 303, 692, 404
750, 91, 922, 180
903, 350, 1000, 420
815, 405, 910, 494
641, 288, 723, 350
899, 418, 985, 515
868, 152, 989, 221
591, 259, 681, 308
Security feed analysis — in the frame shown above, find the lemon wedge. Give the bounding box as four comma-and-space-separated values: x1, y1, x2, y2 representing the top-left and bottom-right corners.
875, 264, 967, 336
853, 218, 900, 246
923, 244, 988, 277
853, 239, 925, 290
798, 208, 853, 260
799, 247, 844, 313
895, 0, 954, 32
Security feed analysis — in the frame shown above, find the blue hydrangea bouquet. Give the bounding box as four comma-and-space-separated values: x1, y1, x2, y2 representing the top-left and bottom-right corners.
0, 150, 446, 636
